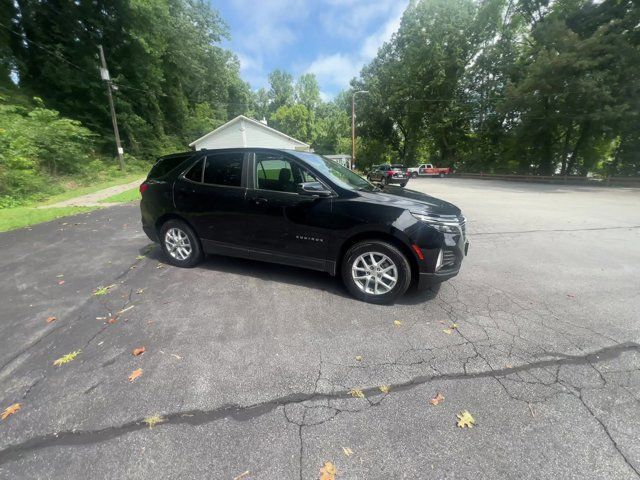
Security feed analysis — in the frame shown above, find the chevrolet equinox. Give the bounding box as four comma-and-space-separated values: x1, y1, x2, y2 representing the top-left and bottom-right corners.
140, 148, 468, 304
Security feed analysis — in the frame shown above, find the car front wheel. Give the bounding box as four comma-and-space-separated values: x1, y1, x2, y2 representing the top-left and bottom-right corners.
160, 219, 203, 267
411, 172, 418, 178
341, 240, 412, 304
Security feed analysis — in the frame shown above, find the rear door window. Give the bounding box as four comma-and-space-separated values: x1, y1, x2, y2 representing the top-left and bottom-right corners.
203, 153, 244, 187
184, 158, 204, 182
148, 154, 192, 179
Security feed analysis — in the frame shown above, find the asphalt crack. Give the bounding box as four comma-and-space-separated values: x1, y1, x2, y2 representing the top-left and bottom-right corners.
1, 342, 638, 466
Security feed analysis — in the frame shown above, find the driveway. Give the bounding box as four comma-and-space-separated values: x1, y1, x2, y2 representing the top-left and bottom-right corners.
1, 179, 639, 479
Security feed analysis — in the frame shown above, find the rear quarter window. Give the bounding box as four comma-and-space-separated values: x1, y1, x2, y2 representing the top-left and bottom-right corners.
148, 154, 192, 179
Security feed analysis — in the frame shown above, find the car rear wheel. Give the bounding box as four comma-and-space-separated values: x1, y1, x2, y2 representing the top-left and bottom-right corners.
341, 240, 411, 304
439, 172, 445, 178
160, 219, 203, 267
400, 182, 408, 187
380, 176, 388, 186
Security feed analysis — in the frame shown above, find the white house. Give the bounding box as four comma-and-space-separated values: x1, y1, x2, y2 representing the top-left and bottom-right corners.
189, 115, 310, 151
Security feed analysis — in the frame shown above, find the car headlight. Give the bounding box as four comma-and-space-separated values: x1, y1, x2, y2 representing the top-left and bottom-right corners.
411, 213, 461, 234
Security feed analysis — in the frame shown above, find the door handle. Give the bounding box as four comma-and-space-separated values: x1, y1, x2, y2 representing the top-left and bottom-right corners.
254, 197, 268, 206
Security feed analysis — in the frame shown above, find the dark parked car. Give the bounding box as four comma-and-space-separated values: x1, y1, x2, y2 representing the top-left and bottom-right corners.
367, 164, 410, 187
140, 148, 468, 304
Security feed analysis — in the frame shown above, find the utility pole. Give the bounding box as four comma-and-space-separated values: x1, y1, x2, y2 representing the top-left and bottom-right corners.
351, 90, 369, 170
98, 45, 125, 171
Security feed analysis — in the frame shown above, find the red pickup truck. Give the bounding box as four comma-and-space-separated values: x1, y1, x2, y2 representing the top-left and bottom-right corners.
407, 163, 452, 178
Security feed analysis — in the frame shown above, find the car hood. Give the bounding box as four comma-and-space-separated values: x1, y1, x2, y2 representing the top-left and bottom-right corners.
357, 186, 461, 216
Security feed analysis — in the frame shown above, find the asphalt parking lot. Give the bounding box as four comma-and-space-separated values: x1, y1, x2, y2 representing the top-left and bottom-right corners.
1, 178, 639, 479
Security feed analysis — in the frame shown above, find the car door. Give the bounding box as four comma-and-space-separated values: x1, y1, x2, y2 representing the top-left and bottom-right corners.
173, 151, 250, 247
244, 151, 332, 270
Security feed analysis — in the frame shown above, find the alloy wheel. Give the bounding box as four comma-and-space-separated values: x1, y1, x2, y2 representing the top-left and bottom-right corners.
351, 252, 398, 295
164, 227, 192, 261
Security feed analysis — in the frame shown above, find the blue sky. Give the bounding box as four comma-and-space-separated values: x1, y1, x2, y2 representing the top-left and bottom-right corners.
214, 0, 407, 99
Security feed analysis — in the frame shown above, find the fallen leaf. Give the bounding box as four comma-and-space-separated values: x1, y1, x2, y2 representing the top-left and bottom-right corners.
442, 329, 453, 335
429, 392, 445, 406
355, 355, 363, 362
348, 388, 365, 398
393, 320, 403, 327
56, 274, 64, 278
319, 461, 336, 480
46, 316, 57, 323
1, 403, 21, 420
132, 346, 146, 357
128, 368, 143, 382
93, 284, 116, 296
233, 471, 251, 480
342, 447, 353, 457
451, 323, 459, 329
379, 385, 390, 394
143, 415, 165, 428
456, 410, 476, 428
58, 280, 65, 285
107, 317, 118, 324
156, 263, 165, 269
136, 288, 145, 295
53, 350, 81, 366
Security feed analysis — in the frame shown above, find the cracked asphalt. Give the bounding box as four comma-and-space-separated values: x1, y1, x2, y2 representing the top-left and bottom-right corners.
1, 178, 639, 479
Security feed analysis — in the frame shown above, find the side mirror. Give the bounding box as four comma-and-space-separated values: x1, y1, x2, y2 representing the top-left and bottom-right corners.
297, 182, 332, 197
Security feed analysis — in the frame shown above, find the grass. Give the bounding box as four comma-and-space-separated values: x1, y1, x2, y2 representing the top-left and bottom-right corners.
0, 206, 95, 232
0, 171, 146, 232
99, 187, 140, 204
39, 172, 144, 206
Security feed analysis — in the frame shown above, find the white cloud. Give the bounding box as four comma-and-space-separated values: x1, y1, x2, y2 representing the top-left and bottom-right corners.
307, 53, 362, 91
228, 0, 310, 55
305, 1, 406, 93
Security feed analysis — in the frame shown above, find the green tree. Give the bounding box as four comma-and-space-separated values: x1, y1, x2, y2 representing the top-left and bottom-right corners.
270, 103, 311, 143
268, 69, 295, 112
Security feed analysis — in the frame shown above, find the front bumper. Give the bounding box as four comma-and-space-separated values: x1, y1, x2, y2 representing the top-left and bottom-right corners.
414, 228, 469, 289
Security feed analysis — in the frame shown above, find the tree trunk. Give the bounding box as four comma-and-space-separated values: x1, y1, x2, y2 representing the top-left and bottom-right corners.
566, 121, 591, 176
560, 123, 574, 176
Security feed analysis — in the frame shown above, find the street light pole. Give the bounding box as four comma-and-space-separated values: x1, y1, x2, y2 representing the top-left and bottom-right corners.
351, 90, 369, 170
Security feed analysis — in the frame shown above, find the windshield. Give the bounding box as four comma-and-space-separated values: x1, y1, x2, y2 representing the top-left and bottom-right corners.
291, 152, 378, 192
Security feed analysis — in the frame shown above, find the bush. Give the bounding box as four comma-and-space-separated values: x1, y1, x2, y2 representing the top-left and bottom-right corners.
0, 95, 151, 206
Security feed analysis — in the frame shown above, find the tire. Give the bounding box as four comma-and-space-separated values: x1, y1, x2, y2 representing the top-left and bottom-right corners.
411, 172, 418, 178
341, 240, 412, 304
439, 172, 445, 178
160, 219, 203, 267
381, 176, 388, 186
400, 182, 408, 187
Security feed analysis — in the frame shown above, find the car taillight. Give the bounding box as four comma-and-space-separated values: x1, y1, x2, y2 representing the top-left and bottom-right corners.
139, 182, 149, 194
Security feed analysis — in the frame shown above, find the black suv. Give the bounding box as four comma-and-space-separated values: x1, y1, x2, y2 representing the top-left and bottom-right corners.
367, 164, 410, 187
140, 148, 468, 304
